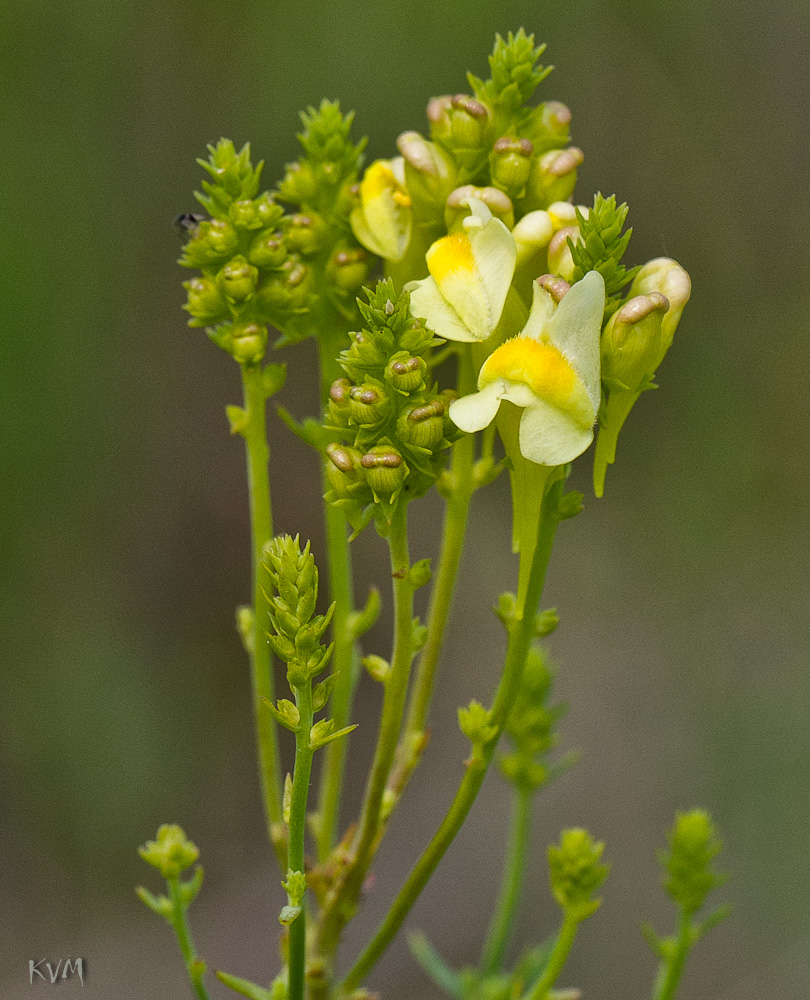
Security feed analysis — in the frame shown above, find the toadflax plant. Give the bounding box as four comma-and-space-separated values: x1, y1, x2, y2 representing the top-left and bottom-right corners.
136, 30, 728, 1000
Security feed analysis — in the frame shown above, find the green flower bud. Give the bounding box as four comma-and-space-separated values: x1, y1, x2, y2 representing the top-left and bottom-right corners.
489, 137, 534, 199
325, 443, 367, 500
536, 272, 571, 304
360, 445, 406, 499
286, 213, 324, 256
218, 256, 258, 301
548, 829, 609, 920
601, 292, 668, 391
661, 810, 725, 916
532, 101, 572, 153
548, 200, 582, 230
139, 824, 199, 879
329, 377, 353, 410
547, 227, 579, 281
205, 218, 239, 256
230, 322, 267, 364
448, 93, 491, 147
281, 258, 311, 309
458, 700, 496, 746
512, 209, 554, 267
396, 131, 457, 213
350, 329, 390, 368
183, 276, 228, 325
348, 383, 392, 425
397, 398, 446, 449
248, 230, 287, 269
385, 354, 427, 393
522, 147, 584, 212
278, 160, 318, 203
229, 198, 263, 229
628, 258, 691, 356
254, 193, 281, 227
445, 184, 514, 231
327, 246, 373, 291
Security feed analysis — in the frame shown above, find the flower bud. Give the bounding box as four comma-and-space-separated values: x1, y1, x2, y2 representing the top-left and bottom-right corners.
350, 158, 412, 261
205, 218, 239, 256
385, 354, 427, 392
489, 137, 534, 199
229, 198, 263, 229
282, 259, 311, 309
348, 383, 392, 425
512, 210, 554, 267
536, 273, 571, 304
327, 246, 372, 291
547, 201, 581, 230
329, 378, 353, 410
547, 226, 579, 281
218, 256, 258, 301
139, 824, 199, 879
396, 131, 457, 214
397, 398, 446, 449
230, 322, 267, 364
601, 292, 668, 391
360, 446, 406, 499
183, 276, 228, 325
325, 443, 366, 500
548, 829, 609, 920
448, 94, 491, 147
277, 160, 319, 203
629, 258, 691, 355
531, 101, 572, 153
522, 147, 584, 212
350, 330, 389, 367
286, 213, 324, 256
248, 230, 287, 269
445, 184, 514, 231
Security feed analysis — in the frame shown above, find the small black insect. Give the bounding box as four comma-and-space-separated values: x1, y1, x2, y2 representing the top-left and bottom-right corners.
174, 212, 205, 237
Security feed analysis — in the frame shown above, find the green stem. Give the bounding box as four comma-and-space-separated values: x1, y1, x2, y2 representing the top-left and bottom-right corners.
481, 784, 532, 975
167, 876, 210, 1000
340, 475, 564, 993
287, 683, 316, 1000
317, 501, 413, 956
654, 911, 692, 1000
316, 336, 358, 862
526, 912, 578, 1000
241, 363, 285, 868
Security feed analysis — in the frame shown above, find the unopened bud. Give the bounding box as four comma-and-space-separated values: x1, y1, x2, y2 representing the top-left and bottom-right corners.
547, 227, 579, 281
248, 230, 287, 269
629, 258, 691, 355
327, 246, 372, 290
536, 273, 571, 304
230, 322, 267, 364
445, 184, 514, 231
218, 256, 258, 301
548, 201, 582, 230
523, 147, 584, 212
512, 210, 554, 267
448, 94, 491, 147
385, 354, 427, 392
138, 824, 199, 879
361, 446, 406, 498
532, 101, 572, 153
490, 137, 534, 199
183, 276, 228, 324
329, 378, 353, 409
205, 219, 239, 256
601, 292, 668, 391
397, 398, 446, 449
229, 199, 263, 229
396, 131, 457, 214
325, 444, 365, 500
348, 384, 392, 425
286, 213, 323, 256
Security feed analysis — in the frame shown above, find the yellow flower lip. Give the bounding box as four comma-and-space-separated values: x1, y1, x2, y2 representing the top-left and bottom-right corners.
426, 232, 476, 283
481, 336, 586, 419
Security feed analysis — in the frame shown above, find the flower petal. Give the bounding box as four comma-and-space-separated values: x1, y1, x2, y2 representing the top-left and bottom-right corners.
468, 213, 517, 334
425, 231, 491, 338
448, 379, 504, 432
408, 275, 479, 343
518, 398, 595, 466
519, 280, 556, 341
546, 269, 604, 411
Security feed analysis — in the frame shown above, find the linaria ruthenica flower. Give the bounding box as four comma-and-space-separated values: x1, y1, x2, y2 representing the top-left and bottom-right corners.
407, 197, 517, 342
449, 270, 605, 465
350, 158, 412, 261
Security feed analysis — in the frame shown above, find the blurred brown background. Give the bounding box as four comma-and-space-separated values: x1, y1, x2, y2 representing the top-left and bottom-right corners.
1, 0, 809, 996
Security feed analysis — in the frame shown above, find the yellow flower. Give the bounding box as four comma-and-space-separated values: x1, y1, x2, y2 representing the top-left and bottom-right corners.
407, 197, 517, 342
449, 270, 605, 465
350, 158, 412, 261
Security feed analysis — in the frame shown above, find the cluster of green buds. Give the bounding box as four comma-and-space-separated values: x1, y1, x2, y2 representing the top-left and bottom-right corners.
499, 646, 576, 792
350, 30, 582, 273
179, 139, 300, 365
323, 280, 452, 529
275, 100, 375, 346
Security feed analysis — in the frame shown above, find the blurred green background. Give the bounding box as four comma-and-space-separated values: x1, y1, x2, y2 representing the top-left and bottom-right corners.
2, 0, 809, 996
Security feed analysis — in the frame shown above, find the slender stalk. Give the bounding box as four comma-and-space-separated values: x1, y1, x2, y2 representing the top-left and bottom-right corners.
316, 336, 358, 862
241, 363, 285, 867
654, 910, 692, 1000
317, 501, 413, 956
340, 474, 563, 992
526, 912, 578, 1000
287, 683, 316, 1000
481, 784, 532, 975
167, 876, 210, 1000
